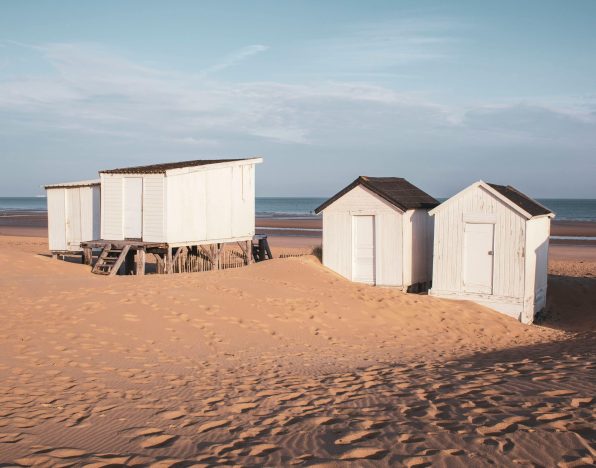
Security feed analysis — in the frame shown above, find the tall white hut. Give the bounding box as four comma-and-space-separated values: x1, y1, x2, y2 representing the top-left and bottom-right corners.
429, 181, 554, 324
99, 158, 261, 244
44, 180, 101, 257
315, 177, 439, 289
82, 158, 262, 275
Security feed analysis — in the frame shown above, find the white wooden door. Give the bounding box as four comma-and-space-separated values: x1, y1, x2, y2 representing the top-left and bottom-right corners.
123, 178, 143, 239
352, 215, 376, 284
463, 223, 494, 294
66, 189, 82, 249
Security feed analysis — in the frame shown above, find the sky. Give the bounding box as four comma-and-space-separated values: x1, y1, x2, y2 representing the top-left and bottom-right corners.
0, 0, 595, 197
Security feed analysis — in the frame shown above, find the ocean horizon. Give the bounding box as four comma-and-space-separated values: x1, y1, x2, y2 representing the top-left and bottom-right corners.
1, 196, 596, 221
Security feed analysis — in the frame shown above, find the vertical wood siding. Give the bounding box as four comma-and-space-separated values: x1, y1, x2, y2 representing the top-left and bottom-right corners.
79, 186, 95, 242
523, 216, 550, 321
322, 185, 404, 286
101, 174, 124, 240
404, 209, 434, 285
142, 174, 165, 242
165, 163, 256, 244
432, 185, 526, 301
47, 189, 67, 251
47, 185, 101, 251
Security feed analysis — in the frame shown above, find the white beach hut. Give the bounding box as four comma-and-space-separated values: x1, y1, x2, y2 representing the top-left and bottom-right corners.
44, 179, 101, 257
429, 181, 555, 324
314, 177, 439, 289
83, 158, 262, 275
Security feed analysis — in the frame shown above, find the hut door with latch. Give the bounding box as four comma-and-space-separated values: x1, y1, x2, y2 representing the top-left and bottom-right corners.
463, 223, 494, 294
123, 177, 143, 240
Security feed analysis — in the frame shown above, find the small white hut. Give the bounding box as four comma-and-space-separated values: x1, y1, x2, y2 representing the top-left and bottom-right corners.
429, 181, 554, 324
45, 179, 101, 256
315, 176, 439, 289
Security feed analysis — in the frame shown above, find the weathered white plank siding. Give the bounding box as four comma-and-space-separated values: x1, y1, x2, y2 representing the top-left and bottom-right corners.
523, 216, 550, 321
322, 211, 352, 280
405, 209, 434, 285
79, 186, 100, 242
142, 175, 165, 242
322, 185, 404, 286
100, 159, 259, 244
232, 164, 255, 238
47, 183, 101, 252
101, 174, 124, 240
164, 163, 256, 244
47, 189, 67, 251
432, 185, 526, 303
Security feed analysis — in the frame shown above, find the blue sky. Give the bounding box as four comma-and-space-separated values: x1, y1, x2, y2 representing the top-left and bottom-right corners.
1, 0, 595, 197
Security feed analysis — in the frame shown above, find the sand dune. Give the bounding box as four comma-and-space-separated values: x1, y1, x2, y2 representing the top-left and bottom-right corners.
0, 236, 594, 466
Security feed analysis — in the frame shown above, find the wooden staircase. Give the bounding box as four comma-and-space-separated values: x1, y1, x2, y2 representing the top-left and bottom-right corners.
252, 235, 273, 262
91, 244, 130, 275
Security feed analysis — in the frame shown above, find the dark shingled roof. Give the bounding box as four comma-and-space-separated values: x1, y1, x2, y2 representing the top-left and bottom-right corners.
315, 176, 439, 214
100, 159, 248, 174
487, 183, 553, 217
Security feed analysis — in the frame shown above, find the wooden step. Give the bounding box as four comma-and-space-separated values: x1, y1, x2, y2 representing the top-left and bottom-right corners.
91, 244, 130, 275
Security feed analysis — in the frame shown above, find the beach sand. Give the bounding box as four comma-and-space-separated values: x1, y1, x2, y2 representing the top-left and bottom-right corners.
0, 233, 594, 466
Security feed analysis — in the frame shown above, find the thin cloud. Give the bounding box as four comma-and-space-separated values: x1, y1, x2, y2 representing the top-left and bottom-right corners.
201, 44, 269, 75
0, 41, 594, 151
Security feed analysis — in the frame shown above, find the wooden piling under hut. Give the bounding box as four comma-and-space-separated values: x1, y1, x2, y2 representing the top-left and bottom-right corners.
80, 237, 268, 276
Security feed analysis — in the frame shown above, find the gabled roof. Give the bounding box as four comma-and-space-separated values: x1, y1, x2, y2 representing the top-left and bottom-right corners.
100, 157, 261, 174
486, 183, 553, 217
429, 181, 555, 219
45, 179, 100, 189
314, 176, 439, 214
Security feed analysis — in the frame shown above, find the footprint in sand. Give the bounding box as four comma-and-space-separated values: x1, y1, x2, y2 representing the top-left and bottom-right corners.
48, 448, 88, 458
541, 389, 577, 397
134, 427, 164, 437
160, 410, 186, 420
197, 420, 230, 433
335, 430, 378, 445
476, 421, 517, 436
140, 434, 177, 449
248, 444, 279, 456
310, 416, 339, 426
570, 397, 593, 407
398, 434, 425, 443
339, 447, 388, 461
230, 402, 258, 414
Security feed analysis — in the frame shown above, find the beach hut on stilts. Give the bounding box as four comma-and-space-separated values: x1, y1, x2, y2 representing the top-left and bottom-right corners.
429, 181, 555, 324
315, 176, 439, 290
80, 157, 263, 275
45, 180, 101, 262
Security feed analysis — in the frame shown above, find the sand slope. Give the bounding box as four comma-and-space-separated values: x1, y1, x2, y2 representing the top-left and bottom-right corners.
0, 237, 594, 466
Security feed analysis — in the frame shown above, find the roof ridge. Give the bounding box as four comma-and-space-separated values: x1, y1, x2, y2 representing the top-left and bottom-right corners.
315, 176, 439, 214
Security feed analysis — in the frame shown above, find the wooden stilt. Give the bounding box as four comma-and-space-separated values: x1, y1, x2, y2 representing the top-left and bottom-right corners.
246, 240, 253, 264
83, 247, 93, 265
155, 253, 165, 274
124, 249, 135, 275
215, 243, 223, 270
166, 247, 173, 274
136, 249, 146, 276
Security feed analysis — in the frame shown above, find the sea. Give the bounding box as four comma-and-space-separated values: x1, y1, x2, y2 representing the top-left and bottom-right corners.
0, 197, 596, 221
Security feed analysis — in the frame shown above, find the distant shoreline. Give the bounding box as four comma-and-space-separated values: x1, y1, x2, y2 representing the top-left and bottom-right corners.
1, 211, 596, 242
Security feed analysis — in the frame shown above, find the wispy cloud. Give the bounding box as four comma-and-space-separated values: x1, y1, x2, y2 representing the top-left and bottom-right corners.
0, 38, 595, 196
201, 44, 269, 75
303, 17, 460, 74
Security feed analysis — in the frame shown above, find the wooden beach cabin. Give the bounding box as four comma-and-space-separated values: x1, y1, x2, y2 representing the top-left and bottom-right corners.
45, 180, 101, 259
82, 157, 263, 275
314, 177, 439, 289
429, 181, 555, 324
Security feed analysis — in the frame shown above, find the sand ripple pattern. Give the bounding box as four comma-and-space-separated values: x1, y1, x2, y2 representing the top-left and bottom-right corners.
0, 242, 594, 466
